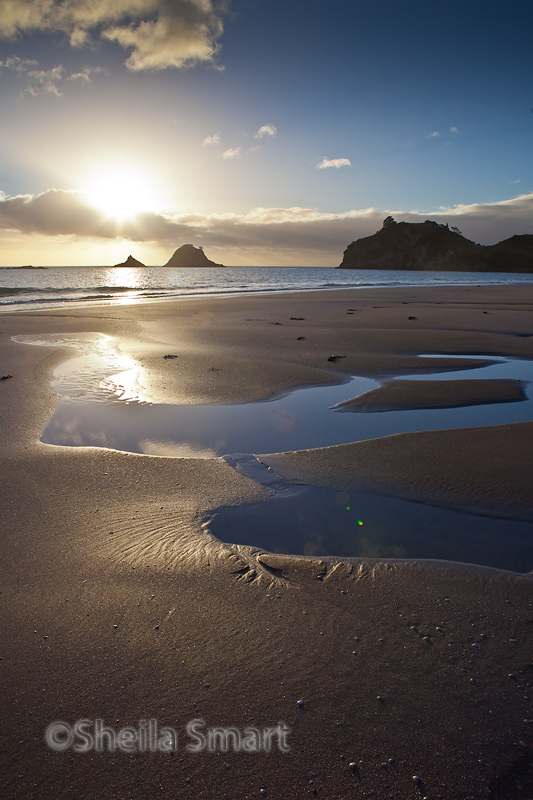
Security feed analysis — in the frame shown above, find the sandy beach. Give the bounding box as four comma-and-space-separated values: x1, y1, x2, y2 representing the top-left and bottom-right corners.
1, 284, 533, 799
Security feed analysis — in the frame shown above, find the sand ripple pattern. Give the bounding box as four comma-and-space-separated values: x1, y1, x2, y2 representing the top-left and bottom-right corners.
99, 507, 293, 587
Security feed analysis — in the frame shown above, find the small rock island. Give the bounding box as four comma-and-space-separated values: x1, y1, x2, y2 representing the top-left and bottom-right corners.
113, 255, 146, 268
338, 217, 533, 273
164, 244, 224, 268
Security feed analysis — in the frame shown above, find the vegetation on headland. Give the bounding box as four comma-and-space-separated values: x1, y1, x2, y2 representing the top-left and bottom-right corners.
338, 218, 533, 272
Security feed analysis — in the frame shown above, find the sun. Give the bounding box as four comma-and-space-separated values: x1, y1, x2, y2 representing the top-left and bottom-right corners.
85, 165, 161, 220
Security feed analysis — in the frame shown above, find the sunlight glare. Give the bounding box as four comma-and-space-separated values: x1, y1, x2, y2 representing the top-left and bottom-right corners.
85, 165, 161, 220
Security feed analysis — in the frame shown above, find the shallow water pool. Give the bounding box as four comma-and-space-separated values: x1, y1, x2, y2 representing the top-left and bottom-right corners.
12, 333, 533, 456
13, 333, 533, 571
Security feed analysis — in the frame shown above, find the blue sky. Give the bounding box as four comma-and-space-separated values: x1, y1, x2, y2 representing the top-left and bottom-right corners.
0, 0, 531, 265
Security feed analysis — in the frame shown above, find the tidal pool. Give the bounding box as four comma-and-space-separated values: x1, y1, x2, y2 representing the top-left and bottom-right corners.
13, 333, 533, 571
209, 484, 533, 573
12, 333, 533, 456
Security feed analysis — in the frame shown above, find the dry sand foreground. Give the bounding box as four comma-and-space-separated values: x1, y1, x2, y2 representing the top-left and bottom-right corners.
1, 285, 533, 800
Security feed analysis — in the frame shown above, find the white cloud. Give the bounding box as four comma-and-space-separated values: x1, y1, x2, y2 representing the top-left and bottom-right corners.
450, 126, 458, 133
509, 179, 521, 184
222, 147, 241, 159
203, 132, 220, 146
316, 157, 351, 169
254, 124, 277, 139
427, 131, 441, 138
0, 0, 228, 72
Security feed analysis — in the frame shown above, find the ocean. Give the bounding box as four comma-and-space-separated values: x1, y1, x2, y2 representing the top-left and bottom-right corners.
1, 265, 533, 312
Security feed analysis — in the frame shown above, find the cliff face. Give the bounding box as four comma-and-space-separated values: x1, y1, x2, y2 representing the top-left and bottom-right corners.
164, 245, 224, 268
338, 219, 533, 272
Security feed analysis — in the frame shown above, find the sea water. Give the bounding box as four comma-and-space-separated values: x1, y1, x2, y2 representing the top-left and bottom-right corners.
1, 265, 533, 312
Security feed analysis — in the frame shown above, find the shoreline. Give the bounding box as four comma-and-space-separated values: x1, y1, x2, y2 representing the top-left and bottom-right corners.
2, 266, 533, 316
2, 285, 533, 798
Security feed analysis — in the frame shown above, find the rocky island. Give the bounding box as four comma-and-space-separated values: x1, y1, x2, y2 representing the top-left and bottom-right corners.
164, 244, 224, 268
338, 217, 533, 272
113, 255, 146, 268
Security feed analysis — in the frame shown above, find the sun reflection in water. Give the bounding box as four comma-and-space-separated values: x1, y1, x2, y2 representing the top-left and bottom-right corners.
139, 440, 217, 458
103, 268, 143, 287
12, 332, 148, 405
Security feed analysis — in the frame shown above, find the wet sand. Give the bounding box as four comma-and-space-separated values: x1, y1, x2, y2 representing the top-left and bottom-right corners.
331, 378, 527, 412
1, 284, 533, 799
259, 421, 533, 522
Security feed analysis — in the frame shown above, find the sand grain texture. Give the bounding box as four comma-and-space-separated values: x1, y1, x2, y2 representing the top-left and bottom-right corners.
1, 285, 533, 799
332, 377, 528, 412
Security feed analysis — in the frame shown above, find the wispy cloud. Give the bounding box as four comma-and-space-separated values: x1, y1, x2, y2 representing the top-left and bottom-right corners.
24, 65, 64, 97
1, 55, 106, 95
254, 124, 277, 139
450, 126, 458, 133
67, 66, 107, 82
203, 133, 221, 146
205, 125, 277, 155
509, 179, 521, 184
427, 131, 441, 138
0, 1, 228, 72
0, 56, 38, 72
316, 157, 351, 169
222, 147, 242, 159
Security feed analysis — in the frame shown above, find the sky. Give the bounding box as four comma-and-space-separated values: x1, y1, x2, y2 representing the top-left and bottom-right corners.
0, 0, 531, 266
